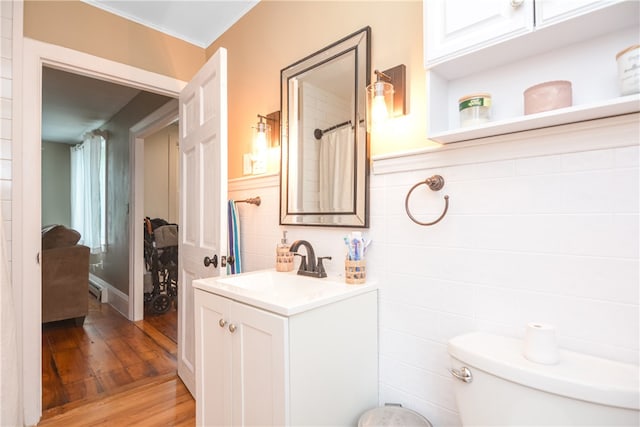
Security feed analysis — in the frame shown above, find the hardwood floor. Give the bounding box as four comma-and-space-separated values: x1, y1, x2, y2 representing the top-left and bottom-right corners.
40, 295, 194, 426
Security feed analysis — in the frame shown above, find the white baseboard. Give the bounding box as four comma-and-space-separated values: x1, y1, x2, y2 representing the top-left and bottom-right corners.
88, 280, 103, 301
89, 273, 129, 318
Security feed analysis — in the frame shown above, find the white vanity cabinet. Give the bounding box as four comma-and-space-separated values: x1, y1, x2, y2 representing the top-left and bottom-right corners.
194, 285, 378, 427
423, 0, 640, 143
194, 289, 287, 426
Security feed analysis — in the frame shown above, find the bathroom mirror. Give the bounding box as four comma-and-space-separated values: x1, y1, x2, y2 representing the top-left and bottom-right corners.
280, 27, 370, 227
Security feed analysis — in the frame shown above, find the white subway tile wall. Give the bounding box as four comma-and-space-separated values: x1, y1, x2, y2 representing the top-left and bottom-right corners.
299, 81, 352, 211
0, 0, 12, 270
230, 115, 639, 426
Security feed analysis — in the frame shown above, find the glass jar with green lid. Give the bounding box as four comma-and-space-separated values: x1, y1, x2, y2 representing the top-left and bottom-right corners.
459, 92, 492, 127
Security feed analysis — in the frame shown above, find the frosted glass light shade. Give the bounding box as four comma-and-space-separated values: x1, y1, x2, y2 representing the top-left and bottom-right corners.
252, 120, 270, 174
367, 80, 394, 132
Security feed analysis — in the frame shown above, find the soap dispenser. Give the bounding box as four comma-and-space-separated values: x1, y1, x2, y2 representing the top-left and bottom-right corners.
276, 230, 294, 272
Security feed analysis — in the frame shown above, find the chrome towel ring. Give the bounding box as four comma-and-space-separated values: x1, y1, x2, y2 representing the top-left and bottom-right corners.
405, 175, 449, 226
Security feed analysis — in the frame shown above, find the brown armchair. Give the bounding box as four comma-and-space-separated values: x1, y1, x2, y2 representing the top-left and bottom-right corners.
41, 225, 90, 325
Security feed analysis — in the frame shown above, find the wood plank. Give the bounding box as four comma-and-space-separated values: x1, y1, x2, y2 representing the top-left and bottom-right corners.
41, 340, 68, 410
146, 351, 177, 376
124, 361, 157, 382
134, 318, 177, 355
120, 329, 163, 354
143, 307, 178, 342
38, 376, 194, 427
95, 368, 134, 392
41, 295, 185, 418
40, 373, 177, 421
63, 377, 102, 403
51, 347, 94, 385
44, 325, 82, 352
102, 336, 146, 367
82, 339, 126, 376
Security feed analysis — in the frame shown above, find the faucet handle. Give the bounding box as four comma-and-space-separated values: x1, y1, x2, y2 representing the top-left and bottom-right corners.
316, 256, 332, 278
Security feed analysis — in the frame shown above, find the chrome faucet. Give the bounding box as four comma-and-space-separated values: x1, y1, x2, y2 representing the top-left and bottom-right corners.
289, 240, 331, 278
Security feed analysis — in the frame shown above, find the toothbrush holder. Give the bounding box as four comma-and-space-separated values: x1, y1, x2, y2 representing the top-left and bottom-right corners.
345, 259, 366, 284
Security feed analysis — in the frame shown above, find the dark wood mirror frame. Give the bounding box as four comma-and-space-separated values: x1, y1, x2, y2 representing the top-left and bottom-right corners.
280, 27, 371, 228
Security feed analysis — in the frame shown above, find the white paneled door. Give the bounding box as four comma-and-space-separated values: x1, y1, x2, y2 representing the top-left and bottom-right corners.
178, 47, 228, 395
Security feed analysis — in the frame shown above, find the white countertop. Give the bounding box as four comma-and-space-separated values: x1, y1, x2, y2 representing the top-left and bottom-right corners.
193, 269, 377, 316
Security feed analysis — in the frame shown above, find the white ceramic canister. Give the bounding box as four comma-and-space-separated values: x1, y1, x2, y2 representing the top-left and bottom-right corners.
458, 92, 492, 127
523, 80, 572, 115
616, 44, 640, 96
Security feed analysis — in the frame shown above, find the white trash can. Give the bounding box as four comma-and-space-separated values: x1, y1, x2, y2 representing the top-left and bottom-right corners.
358, 404, 432, 427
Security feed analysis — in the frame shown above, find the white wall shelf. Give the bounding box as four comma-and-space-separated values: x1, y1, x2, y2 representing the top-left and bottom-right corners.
425, 0, 640, 144
430, 94, 640, 144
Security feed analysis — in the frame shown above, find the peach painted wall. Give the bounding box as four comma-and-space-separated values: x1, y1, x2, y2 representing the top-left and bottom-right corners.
24, 1, 431, 180
23, 0, 204, 82
207, 0, 431, 179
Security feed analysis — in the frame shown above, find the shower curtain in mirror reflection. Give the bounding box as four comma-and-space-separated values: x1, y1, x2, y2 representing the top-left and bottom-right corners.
319, 126, 354, 211
227, 200, 242, 275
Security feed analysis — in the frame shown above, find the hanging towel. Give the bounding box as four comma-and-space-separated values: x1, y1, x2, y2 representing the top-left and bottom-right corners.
227, 200, 242, 274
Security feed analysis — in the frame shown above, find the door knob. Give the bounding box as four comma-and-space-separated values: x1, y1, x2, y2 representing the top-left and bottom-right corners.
204, 255, 218, 267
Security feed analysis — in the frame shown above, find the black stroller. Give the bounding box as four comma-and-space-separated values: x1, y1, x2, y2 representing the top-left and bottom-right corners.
144, 217, 178, 314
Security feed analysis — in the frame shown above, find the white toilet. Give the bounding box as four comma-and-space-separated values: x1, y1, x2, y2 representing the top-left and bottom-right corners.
448, 332, 640, 426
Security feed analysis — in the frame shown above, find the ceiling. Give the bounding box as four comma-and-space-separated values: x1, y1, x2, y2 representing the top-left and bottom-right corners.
42, 67, 143, 144
43, 0, 258, 144
81, 0, 259, 48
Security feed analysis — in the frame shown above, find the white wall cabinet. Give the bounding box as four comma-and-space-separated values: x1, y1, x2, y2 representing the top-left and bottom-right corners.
423, 0, 640, 143
194, 287, 378, 426
534, 0, 617, 29
424, 0, 533, 67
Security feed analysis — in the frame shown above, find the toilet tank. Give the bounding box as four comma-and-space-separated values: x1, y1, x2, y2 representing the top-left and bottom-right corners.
448, 332, 639, 426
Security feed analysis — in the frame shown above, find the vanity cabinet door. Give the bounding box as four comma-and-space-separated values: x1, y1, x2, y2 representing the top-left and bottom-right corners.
230, 301, 287, 426
424, 0, 534, 66
195, 289, 232, 427
195, 289, 287, 427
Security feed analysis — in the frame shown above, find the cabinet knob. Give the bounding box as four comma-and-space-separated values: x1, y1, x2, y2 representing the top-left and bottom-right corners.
219, 319, 227, 328
228, 323, 237, 333
510, 0, 524, 8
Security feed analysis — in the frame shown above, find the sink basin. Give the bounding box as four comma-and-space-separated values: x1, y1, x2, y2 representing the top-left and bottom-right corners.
216, 269, 323, 292
193, 269, 377, 316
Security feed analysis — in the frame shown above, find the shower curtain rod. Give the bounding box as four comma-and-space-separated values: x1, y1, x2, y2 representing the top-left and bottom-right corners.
314, 120, 352, 140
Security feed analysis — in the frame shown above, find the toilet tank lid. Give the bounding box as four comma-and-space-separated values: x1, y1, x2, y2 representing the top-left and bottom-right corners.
448, 332, 639, 410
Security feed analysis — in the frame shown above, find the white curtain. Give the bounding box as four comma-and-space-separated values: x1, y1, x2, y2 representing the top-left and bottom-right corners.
319, 126, 354, 211
70, 134, 106, 254
0, 209, 22, 426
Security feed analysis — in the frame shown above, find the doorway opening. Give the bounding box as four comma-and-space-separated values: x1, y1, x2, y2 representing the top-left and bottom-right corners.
23, 38, 185, 423
35, 54, 178, 414
41, 65, 177, 320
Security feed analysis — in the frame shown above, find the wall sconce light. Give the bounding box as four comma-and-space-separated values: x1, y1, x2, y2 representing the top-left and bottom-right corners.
366, 64, 406, 132
251, 111, 280, 174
